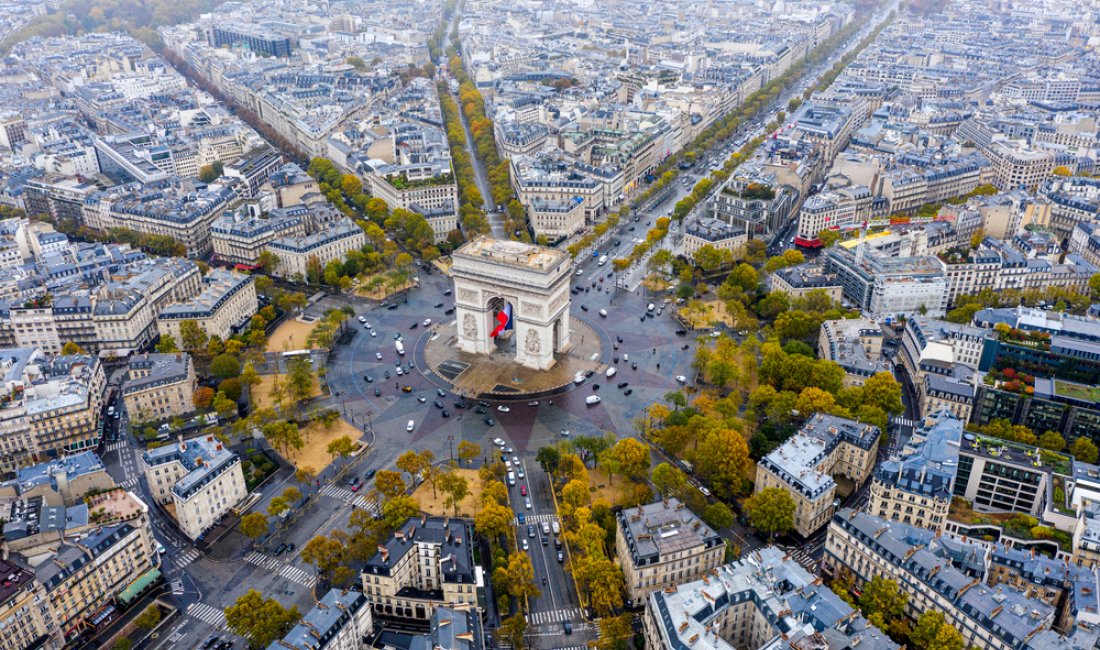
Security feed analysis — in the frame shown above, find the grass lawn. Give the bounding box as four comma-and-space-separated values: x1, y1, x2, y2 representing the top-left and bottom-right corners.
266, 319, 316, 353
282, 418, 364, 470
587, 467, 625, 504
1054, 380, 1100, 403
251, 374, 323, 410
412, 468, 484, 517
356, 273, 416, 300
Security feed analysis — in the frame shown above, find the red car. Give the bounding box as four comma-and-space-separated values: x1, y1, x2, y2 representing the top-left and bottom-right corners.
520, 485, 527, 496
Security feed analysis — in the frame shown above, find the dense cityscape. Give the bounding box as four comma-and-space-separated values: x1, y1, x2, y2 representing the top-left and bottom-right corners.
2, 0, 1100, 649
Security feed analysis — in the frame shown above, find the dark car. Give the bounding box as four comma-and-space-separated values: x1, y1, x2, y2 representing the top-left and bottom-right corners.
384, 371, 391, 379
434, 400, 444, 409
558, 551, 565, 563
639, 316, 646, 322
485, 417, 496, 426
445, 308, 455, 315
624, 389, 633, 396
616, 335, 624, 343
631, 361, 638, 370
202, 636, 220, 649
617, 382, 629, 389
443, 289, 452, 296
410, 322, 418, 329
374, 387, 382, 397
592, 384, 600, 391
580, 305, 588, 311
434, 303, 444, 308
274, 543, 287, 554
387, 304, 398, 310
479, 400, 490, 407
437, 388, 447, 397
681, 344, 690, 350
365, 469, 376, 480
563, 621, 572, 635
442, 410, 451, 418
475, 406, 487, 414
454, 401, 467, 409
676, 329, 688, 336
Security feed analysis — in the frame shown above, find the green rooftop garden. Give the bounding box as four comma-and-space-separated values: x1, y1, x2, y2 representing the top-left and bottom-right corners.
723, 182, 775, 201
1053, 380, 1100, 403
386, 172, 455, 191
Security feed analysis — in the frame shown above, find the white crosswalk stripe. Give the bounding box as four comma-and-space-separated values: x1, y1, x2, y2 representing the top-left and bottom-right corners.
118, 477, 138, 489
514, 513, 558, 526
107, 441, 127, 452
169, 579, 184, 594
351, 495, 380, 515
173, 548, 201, 568
526, 607, 582, 625
187, 602, 227, 630
279, 564, 318, 588
890, 416, 915, 428
244, 551, 281, 570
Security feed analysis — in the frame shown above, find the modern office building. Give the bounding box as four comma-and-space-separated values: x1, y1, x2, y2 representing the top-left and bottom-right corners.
755, 413, 880, 537
614, 498, 725, 604
207, 24, 292, 57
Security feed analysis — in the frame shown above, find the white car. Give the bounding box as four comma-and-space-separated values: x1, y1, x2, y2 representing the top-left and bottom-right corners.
406, 420, 415, 432
376, 352, 383, 360
522, 539, 529, 551
525, 498, 532, 509
512, 456, 519, 465
423, 318, 432, 327
575, 269, 584, 276
371, 330, 377, 337
676, 375, 687, 383
497, 405, 510, 413
493, 438, 506, 447
358, 316, 366, 323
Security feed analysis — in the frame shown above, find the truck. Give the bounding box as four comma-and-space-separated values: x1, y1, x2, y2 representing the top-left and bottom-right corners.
597, 255, 608, 266
395, 340, 405, 356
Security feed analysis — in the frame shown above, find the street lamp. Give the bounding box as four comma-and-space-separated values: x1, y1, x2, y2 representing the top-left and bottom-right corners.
447, 435, 454, 462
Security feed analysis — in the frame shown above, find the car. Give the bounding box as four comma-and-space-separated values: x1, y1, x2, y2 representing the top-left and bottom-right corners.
560, 428, 570, 436
580, 305, 588, 311
202, 636, 220, 649
423, 318, 432, 327
394, 333, 402, 340
374, 387, 382, 396
434, 303, 444, 308
364, 375, 373, 383
387, 304, 398, 310
517, 513, 525, 524
542, 535, 549, 546
575, 269, 584, 276
592, 383, 600, 390
376, 352, 383, 360
384, 371, 391, 379
364, 322, 372, 329
493, 438, 506, 447
454, 400, 467, 409
443, 289, 452, 296
497, 405, 510, 412
275, 543, 287, 554
442, 410, 451, 418
437, 388, 447, 397
521, 485, 527, 496
563, 621, 572, 635
542, 522, 550, 535
517, 468, 525, 479
631, 362, 638, 370
156, 544, 166, 555
479, 400, 490, 407
444, 308, 455, 315
512, 455, 519, 464
616, 335, 624, 343
407, 420, 415, 432
617, 382, 629, 389
527, 401, 539, 407
624, 389, 633, 396
434, 400, 444, 409
407, 360, 414, 369
365, 469, 376, 480
525, 498, 532, 509
501, 454, 509, 464
370, 330, 377, 337
395, 367, 403, 376
503, 446, 513, 454
410, 322, 418, 330
402, 385, 412, 393
699, 485, 712, 497
350, 482, 359, 492
555, 538, 562, 549
485, 417, 496, 426
417, 395, 427, 403
475, 406, 487, 414
676, 375, 687, 383
358, 316, 366, 323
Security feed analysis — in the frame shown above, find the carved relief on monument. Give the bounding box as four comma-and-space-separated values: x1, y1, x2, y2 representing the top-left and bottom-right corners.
525, 329, 541, 354
462, 313, 478, 339
550, 292, 568, 311
458, 288, 479, 302
521, 302, 542, 317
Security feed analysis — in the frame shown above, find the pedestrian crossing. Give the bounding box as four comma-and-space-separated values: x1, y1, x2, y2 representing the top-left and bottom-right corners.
169, 579, 184, 595
526, 607, 582, 625
187, 602, 227, 630
106, 441, 127, 453
319, 484, 380, 514
784, 547, 818, 571
279, 563, 318, 588
351, 495, 380, 515
244, 551, 281, 571
890, 416, 915, 428
515, 513, 557, 526
173, 548, 201, 569
118, 476, 138, 489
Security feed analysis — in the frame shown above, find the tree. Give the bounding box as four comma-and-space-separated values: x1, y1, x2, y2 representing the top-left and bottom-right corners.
210, 353, 241, 379
496, 614, 527, 650
702, 502, 735, 529
505, 552, 541, 603
134, 604, 162, 630
693, 428, 752, 498
285, 356, 316, 402
1071, 437, 1099, 464
327, 436, 357, 466
857, 576, 908, 632
380, 494, 420, 530
742, 488, 796, 538
396, 450, 428, 482
239, 512, 268, 540
114, 639, 133, 650
860, 372, 904, 415
651, 462, 688, 497
457, 440, 480, 465
584, 556, 625, 616
240, 361, 261, 389
300, 535, 346, 582
224, 590, 301, 649
1038, 430, 1066, 451
218, 378, 243, 402
439, 470, 470, 515
693, 244, 726, 273
193, 386, 215, 409
599, 438, 650, 483
156, 334, 179, 353
536, 446, 561, 474
373, 470, 406, 501
475, 501, 513, 539
593, 614, 633, 650
1090, 273, 1100, 300
213, 391, 237, 417
817, 228, 841, 247
179, 319, 208, 351
910, 611, 964, 650
61, 341, 86, 355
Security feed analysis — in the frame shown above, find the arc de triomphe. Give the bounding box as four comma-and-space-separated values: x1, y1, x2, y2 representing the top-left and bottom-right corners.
450, 237, 572, 371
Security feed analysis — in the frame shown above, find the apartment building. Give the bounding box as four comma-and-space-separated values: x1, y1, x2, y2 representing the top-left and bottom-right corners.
0, 451, 115, 507
511, 157, 608, 221
267, 218, 366, 281
644, 546, 899, 650
868, 410, 962, 532
121, 353, 197, 422
817, 318, 888, 386
362, 166, 459, 244
768, 263, 843, 302
897, 317, 986, 419
824, 508, 1100, 650
0, 558, 55, 650
879, 154, 990, 214
528, 197, 585, 240
360, 516, 478, 625
36, 521, 156, 647
680, 217, 747, 258
794, 185, 876, 246
224, 150, 284, 199
260, 162, 317, 208
210, 207, 305, 266
755, 414, 880, 537
142, 435, 246, 540
709, 175, 795, 240
266, 588, 373, 650
614, 498, 725, 604
157, 269, 257, 343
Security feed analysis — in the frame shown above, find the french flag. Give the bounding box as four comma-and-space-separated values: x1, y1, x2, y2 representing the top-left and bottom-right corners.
491, 303, 513, 338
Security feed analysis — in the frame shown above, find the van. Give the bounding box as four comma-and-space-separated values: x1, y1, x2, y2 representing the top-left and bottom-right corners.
647, 303, 655, 312
406, 420, 415, 432
507, 471, 516, 486
542, 522, 550, 535
605, 367, 617, 378
552, 520, 560, 535
586, 395, 602, 406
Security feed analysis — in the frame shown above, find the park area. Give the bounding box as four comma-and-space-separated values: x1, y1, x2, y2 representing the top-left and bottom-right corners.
278, 419, 364, 470
412, 468, 484, 517
678, 300, 740, 329
251, 373, 323, 410
355, 271, 415, 300
266, 318, 315, 353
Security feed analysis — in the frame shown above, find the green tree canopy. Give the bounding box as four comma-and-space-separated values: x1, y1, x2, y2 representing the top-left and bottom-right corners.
742, 487, 796, 538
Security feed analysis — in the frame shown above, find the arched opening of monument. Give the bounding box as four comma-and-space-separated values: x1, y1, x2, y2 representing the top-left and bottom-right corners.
552, 317, 562, 355
487, 296, 516, 355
